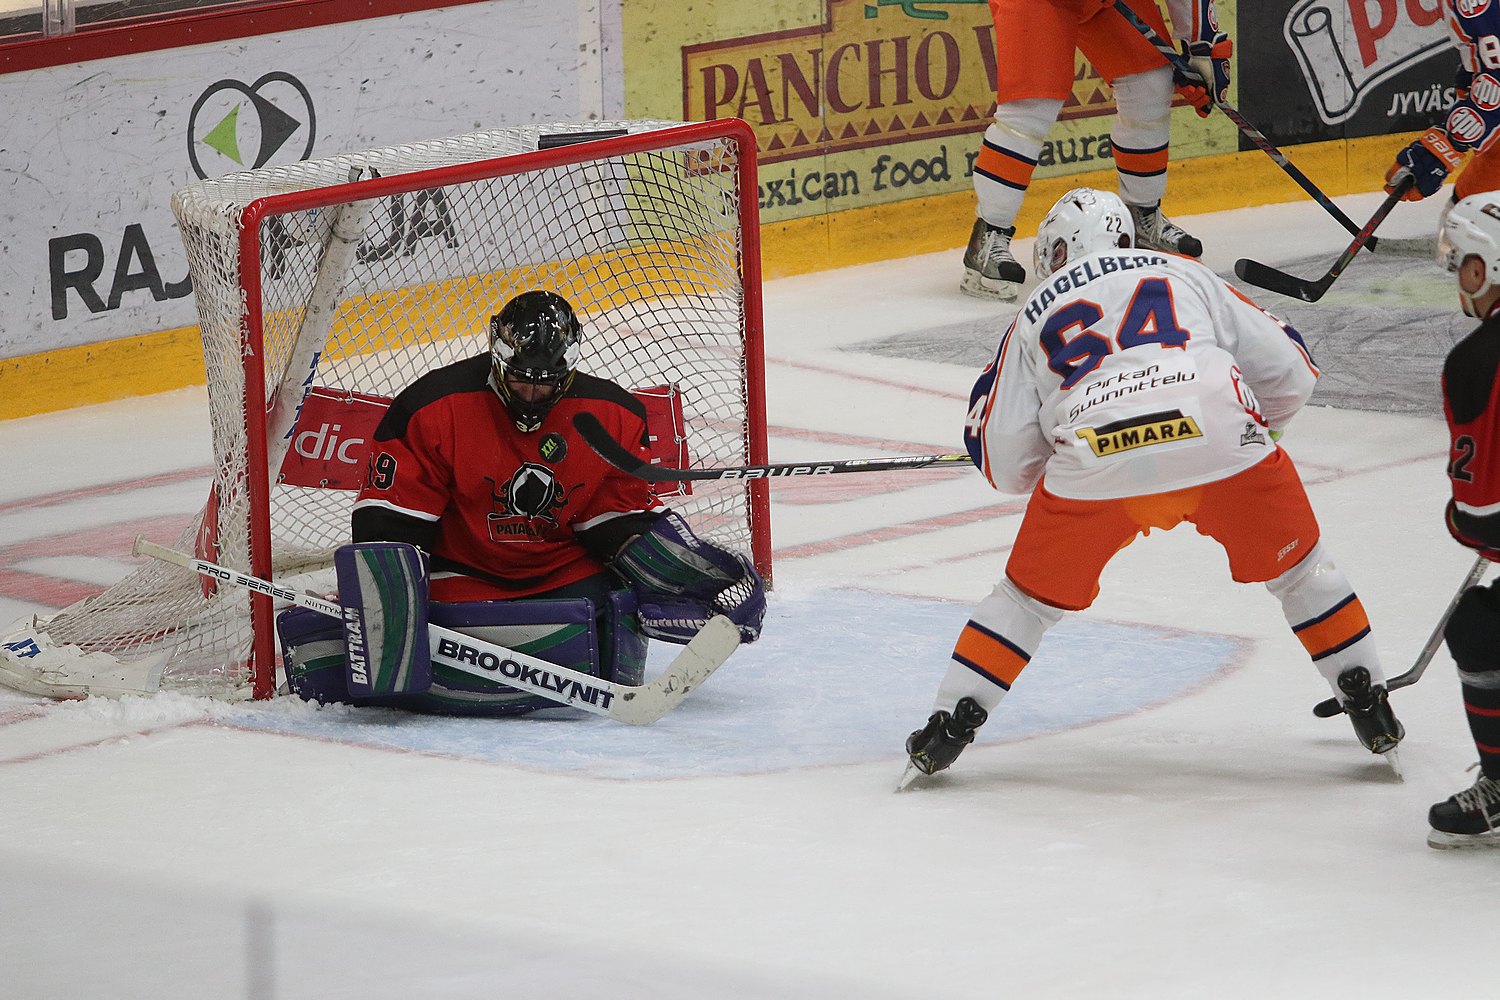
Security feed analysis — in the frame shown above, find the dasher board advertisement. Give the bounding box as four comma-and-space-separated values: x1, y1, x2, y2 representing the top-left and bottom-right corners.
0, 1, 610, 359
1239, 0, 1456, 143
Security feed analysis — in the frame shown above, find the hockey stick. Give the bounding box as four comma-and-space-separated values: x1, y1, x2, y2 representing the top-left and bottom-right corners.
1233, 177, 1412, 303
1113, 1, 1374, 249
1313, 553, 1491, 717
133, 538, 740, 724
572, 413, 972, 481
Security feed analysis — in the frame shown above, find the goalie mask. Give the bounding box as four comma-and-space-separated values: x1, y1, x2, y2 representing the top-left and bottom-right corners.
1440, 195, 1500, 318
1033, 188, 1134, 280
489, 291, 583, 432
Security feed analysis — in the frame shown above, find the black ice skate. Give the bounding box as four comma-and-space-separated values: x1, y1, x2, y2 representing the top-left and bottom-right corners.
1428, 770, 1500, 849
898, 696, 988, 790
1335, 666, 1404, 770
1127, 201, 1203, 258
960, 219, 1026, 301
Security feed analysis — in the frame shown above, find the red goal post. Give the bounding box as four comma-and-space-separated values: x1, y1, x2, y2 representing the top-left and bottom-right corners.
2, 119, 769, 701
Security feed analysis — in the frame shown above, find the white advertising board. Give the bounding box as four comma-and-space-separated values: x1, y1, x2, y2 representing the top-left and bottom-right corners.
0, 0, 618, 359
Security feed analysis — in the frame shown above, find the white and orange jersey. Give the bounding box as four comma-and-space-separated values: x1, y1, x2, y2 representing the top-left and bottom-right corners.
964, 249, 1318, 501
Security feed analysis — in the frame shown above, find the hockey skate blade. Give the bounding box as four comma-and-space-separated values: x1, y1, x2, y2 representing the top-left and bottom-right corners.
1427, 828, 1500, 850
895, 762, 926, 793
1378, 747, 1404, 781
959, 273, 1021, 302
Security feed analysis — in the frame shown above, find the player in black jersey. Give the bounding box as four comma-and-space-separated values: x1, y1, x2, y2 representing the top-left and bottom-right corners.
1428, 196, 1500, 848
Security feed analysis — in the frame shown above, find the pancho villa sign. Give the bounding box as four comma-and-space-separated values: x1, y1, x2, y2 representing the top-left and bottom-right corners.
681, 0, 1117, 165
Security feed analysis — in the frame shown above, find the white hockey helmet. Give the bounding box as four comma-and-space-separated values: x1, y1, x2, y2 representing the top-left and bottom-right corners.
1033, 188, 1135, 279
1440, 194, 1500, 317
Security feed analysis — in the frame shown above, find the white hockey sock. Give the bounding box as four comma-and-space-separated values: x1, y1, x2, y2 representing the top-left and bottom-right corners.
973, 99, 1062, 227
1265, 541, 1386, 692
933, 577, 1065, 714
1109, 67, 1172, 207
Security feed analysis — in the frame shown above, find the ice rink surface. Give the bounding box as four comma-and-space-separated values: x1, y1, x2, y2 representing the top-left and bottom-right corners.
3, 190, 1498, 998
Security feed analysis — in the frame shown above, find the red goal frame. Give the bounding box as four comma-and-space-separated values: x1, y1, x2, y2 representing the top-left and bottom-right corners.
231, 120, 769, 698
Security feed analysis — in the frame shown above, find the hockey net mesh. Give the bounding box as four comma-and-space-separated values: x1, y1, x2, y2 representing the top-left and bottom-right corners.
29, 120, 763, 699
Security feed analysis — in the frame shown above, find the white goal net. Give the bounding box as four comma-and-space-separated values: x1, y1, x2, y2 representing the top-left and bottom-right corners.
1, 119, 768, 700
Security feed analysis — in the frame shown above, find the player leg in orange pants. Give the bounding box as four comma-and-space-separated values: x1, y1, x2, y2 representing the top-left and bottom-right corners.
965, 1, 1198, 300
929, 451, 1389, 735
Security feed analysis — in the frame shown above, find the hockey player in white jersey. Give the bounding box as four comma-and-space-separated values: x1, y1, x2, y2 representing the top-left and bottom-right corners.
904, 188, 1402, 785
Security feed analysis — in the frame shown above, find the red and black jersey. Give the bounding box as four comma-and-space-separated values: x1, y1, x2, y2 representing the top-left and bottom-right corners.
1443, 316, 1500, 554
351, 354, 660, 601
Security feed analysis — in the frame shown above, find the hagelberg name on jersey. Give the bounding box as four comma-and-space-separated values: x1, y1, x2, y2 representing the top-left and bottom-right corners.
1025, 253, 1171, 323
1075, 409, 1203, 458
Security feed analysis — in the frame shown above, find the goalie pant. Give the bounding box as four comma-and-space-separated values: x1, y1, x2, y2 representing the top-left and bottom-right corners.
278, 573, 647, 716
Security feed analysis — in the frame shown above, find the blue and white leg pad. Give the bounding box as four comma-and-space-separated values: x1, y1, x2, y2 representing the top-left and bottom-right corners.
333, 542, 432, 698
277, 590, 646, 716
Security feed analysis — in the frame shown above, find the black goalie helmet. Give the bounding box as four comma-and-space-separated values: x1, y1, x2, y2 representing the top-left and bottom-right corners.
489, 291, 583, 432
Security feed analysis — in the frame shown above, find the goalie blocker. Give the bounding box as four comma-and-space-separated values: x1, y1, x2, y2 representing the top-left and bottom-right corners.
282, 514, 764, 715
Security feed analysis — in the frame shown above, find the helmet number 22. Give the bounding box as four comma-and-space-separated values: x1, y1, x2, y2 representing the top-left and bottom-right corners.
1038, 277, 1190, 389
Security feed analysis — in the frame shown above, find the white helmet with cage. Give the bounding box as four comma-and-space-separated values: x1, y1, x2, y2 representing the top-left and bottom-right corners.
1033, 188, 1135, 279
1440, 194, 1500, 317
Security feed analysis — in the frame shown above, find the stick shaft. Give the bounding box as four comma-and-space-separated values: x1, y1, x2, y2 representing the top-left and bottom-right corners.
1388, 554, 1491, 692
1312, 554, 1490, 716
1233, 181, 1409, 302
1112, 0, 1372, 246
132, 537, 735, 723
573, 413, 970, 482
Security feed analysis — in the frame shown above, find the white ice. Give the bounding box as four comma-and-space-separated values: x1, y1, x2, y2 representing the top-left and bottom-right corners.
2, 191, 1497, 999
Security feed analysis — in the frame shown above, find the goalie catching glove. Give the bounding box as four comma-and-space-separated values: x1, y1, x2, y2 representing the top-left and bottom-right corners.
611, 510, 766, 644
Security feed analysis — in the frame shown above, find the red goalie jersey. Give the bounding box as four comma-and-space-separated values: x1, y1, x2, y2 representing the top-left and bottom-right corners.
351, 354, 660, 602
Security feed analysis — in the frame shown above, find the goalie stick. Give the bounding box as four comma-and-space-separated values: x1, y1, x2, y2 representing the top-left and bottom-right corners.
1312, 553, 1491, 718
1113, 1, 1374, 249
132, 538, 740, 725
572, 413, 972, 481
1234, 177, 1412, 303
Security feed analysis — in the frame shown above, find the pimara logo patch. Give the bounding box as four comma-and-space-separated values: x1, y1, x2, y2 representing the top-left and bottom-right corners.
187, 72, 317, 179
1075, 410, 1203, 458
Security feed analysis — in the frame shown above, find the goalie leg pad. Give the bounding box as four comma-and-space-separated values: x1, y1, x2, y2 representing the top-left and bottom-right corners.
278, 600, 599, 715
278, 607, 357, 706
334, 542, 432, 697
421, 598, 599, 716
613, 510, 766, 644
607, 588, 648, 687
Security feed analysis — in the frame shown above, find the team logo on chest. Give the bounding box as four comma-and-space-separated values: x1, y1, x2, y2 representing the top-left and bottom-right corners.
485, 463, 579, 540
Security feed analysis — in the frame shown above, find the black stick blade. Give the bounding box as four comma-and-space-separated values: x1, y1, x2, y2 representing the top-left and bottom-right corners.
1233, 258, 1325, 303
573, 413, 973, 482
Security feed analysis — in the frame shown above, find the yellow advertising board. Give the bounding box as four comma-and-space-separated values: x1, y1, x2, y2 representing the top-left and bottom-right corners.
625, 0, 1239, 234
